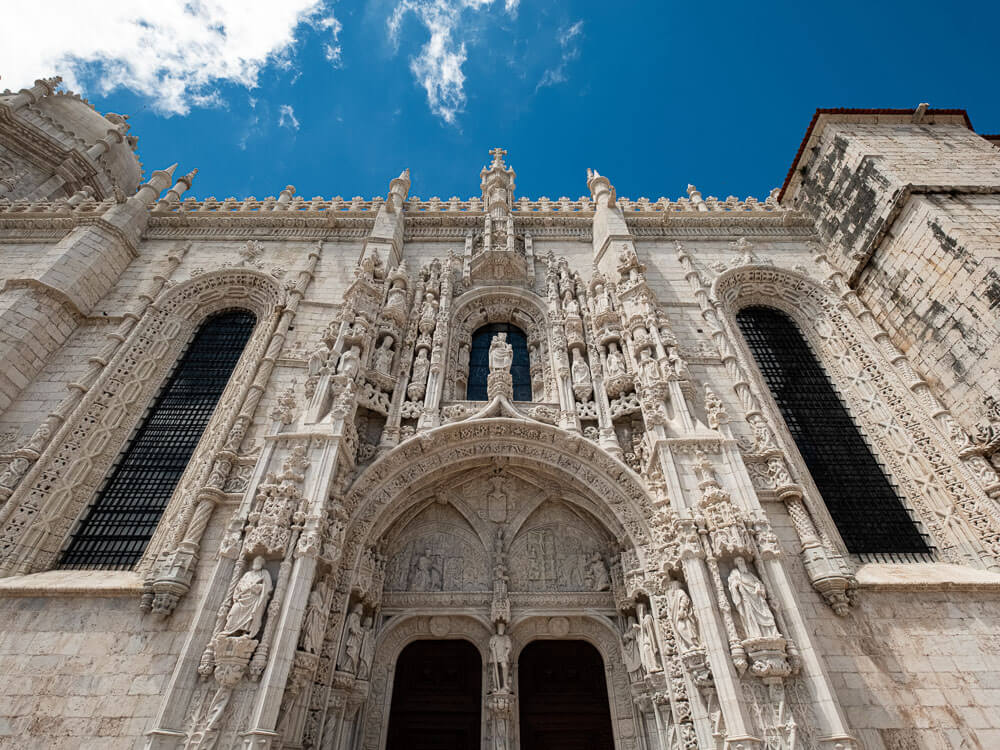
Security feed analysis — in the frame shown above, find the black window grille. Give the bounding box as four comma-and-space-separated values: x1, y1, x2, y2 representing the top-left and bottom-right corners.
466, 323, 531, 401
58, 310, 256, 570
736, 306, 930, 555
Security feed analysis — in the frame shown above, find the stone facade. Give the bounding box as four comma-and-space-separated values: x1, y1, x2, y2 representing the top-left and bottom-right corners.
0, 84, 999, 750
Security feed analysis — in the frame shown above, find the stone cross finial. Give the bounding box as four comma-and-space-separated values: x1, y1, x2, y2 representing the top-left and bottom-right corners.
489, 147, 508, 167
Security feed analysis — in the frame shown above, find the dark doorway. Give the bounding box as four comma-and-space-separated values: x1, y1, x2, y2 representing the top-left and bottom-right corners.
518, 640, 615, 750
386, 639, 482, 750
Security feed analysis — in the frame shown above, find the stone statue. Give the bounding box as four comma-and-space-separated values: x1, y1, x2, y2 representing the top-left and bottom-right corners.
407, 547, 442, 591
386, 279, 407, 310
667, 582, 701, 653
222, 556, 272, 638
300, 585, 326, 655
307, 342, 331, 377
562, 289, 580, 316
593, 282, 610, 315
489, 333, 514, 373
488, 621, 513, 692
373, 336, 394, 373
358, 616, 376, 680
669, 349, 690, 380
728, 557, 779, 640
411, 348, 430, 382
605, 342, 627, 378
571, 349, 591, 388
638, 606, 663, 673
638, 349, 661, 384
339, 603, 365, 673
336, 345, 361, 379
622, 616, 644, 682
586, 552, 610, 591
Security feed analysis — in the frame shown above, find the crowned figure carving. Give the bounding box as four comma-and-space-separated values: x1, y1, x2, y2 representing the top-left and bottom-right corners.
487, 332, 515, 400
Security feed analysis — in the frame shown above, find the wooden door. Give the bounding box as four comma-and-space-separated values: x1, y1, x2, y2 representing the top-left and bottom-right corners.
386, 639, 482, 750
518, 640, 615, 750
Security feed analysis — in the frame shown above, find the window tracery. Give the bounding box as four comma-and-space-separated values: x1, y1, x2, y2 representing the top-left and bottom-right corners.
736, 305, 930, 556
59, 309, 256, 569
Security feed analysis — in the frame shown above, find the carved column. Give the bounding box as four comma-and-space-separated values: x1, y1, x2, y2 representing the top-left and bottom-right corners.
239, 434, 347, 749
419, 261, 453, 429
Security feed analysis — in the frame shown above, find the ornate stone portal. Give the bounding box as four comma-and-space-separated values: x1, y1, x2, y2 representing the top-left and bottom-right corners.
5, 109, 1000, 750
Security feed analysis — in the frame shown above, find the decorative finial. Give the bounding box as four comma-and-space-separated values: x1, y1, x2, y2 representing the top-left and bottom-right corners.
488, 147, 508, 168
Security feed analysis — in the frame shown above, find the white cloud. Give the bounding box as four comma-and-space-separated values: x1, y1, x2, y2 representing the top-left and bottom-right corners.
320, 14, 344, 67
388, 0, 512, 124
537, 20, 583, 90
278, 104, 300, 130
0, 0, 340, 116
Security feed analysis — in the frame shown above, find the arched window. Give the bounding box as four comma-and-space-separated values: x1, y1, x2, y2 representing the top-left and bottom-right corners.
736, 306, 930, 556
59, 310, 257, 569
467, 323, 531, 401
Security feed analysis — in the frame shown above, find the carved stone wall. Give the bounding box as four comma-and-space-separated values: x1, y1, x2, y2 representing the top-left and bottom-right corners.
2, 129, 1000, 750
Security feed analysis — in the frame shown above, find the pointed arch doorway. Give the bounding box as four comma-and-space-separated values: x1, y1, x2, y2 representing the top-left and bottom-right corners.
518, 640, 615, 750
385, 639, 483, 750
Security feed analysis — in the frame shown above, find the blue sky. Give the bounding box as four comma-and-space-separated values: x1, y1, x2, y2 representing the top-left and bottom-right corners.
4, 0, 999, 202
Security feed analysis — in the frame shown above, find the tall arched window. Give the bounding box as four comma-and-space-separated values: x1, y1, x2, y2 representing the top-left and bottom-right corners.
467, 323, 531, 401
736, 306, 930, 556
59, 310, 257, 569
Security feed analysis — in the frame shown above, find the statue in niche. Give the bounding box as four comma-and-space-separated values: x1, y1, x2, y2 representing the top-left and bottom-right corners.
373, 335, 395, 373
562, 289, 580, 316
605, 341, 627, 378
489, 621, 513, 692
592, 281, 611, 315
407, 547, 443, 591
667, 582, 701, 653
411, 348, 430, 385
638, 605, 663, 673
300, 583, 327, 655
669, 349, 690, 380
339, 603, 365, 673
419, 292, 439, 333
222, 556, 272, 639
458, 341, 471, 376
489, 333, 514, 373
622, 616, 644, 682
571, 349, 591, 388
307, 341, 331, 377
358, 616, 376, 680
336, 344, 361, 379
586, 552, 610, 591
386, 279, 407, 310
638, 348, 661, 384
728, 557, 779, 640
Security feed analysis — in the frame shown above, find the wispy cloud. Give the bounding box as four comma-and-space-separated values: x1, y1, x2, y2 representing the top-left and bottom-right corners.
1, 1, 338, 115
388, 0, 513, 125
320, 15, 344, 67
278, 104, 301, 130
537, 20, 583, 91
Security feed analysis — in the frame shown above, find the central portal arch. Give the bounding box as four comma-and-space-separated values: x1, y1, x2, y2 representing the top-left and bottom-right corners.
341, 419, 651, 750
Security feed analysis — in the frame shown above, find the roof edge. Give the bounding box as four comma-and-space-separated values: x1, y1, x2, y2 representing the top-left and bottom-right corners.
778, 108, 974, 203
